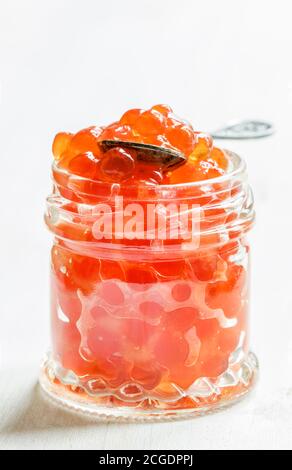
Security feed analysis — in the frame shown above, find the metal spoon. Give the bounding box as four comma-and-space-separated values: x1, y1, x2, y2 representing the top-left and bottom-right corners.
99, 139, 187, 170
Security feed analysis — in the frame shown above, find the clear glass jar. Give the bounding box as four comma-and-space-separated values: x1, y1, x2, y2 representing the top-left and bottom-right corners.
40, 150, 258, 420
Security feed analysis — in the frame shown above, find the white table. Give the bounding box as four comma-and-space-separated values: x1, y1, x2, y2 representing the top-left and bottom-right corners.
1, 0, 292, 450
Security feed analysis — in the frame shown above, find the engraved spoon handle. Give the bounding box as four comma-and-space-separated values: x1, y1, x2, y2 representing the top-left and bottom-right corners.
210, 119, 275, 139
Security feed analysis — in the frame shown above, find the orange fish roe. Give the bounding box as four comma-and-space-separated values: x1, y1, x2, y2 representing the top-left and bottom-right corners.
43, 105, 257, 419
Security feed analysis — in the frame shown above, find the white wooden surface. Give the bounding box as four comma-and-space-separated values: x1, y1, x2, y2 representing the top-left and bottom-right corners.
1, 0, 292, 450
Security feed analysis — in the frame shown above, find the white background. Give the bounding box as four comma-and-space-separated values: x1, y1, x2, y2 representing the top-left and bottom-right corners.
0, 0, 292, 450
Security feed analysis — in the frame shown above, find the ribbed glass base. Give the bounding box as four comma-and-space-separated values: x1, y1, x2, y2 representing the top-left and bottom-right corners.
39, 352, 258, 422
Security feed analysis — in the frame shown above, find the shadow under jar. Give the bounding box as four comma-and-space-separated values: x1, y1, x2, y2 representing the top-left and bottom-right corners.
41, 150, 258, 421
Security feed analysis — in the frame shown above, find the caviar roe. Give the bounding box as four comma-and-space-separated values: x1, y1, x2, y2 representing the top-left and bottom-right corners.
44, 105, 257, 416
53, 104, 229, 186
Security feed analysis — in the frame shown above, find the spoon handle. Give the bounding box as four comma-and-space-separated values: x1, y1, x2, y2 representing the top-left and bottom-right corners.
211, 119, 275, 139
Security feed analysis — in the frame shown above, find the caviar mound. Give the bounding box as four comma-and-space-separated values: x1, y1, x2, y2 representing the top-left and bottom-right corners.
53, 105, 229, 189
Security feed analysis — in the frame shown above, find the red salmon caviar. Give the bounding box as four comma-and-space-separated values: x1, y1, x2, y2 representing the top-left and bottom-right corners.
68, 126, 102, 157
100, 147, 135, 182
119, 108, 143, 126
68, 152, 100, 179
164, 158, 224, 184
209, 147, 229, 171
52, 132, 72, 160
47, 104, 253, 413
53, 105, 229, 187
190, 132, 213, 159
151, 104, 173, 115
134, 109, 166, 136
166, 125, 194, 156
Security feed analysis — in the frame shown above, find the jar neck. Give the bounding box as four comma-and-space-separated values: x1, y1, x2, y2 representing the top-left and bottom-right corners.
46, 150, 254, 254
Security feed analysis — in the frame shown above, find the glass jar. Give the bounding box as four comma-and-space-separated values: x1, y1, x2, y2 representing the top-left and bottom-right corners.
40, 150, 258, 420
